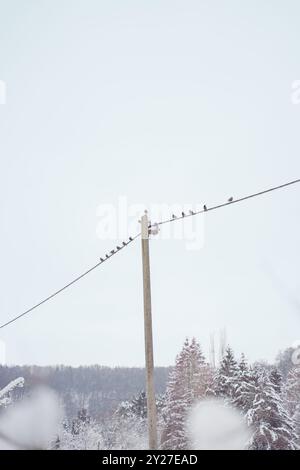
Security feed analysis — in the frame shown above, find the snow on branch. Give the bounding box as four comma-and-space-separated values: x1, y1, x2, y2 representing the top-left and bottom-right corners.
0, 378, 24, 402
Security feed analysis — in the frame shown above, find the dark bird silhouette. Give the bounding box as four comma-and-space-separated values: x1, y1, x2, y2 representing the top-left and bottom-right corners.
182, 212, 185, 217
116, 246, 121, 250
228, 197, 233, 202
110, 250, 115, 255
172, 214, 177, 219
189, 210, 195, 215
129, 237, 133, 241
106, 254, 109, 259
203, 205, 208, 211
122, 241, 127, 246
100, 258, 104, 262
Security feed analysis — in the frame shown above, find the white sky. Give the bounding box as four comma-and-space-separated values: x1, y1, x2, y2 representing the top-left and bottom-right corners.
0, 0, 300, 366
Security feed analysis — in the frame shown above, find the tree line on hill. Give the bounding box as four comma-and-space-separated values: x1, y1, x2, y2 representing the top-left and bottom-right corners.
0, 340, 299, 449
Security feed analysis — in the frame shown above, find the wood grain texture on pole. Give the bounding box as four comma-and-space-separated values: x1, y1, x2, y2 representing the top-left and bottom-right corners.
141, 212, 158, 450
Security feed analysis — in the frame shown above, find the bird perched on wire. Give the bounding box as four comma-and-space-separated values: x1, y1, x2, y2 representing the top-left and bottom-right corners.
129, 236, 133, 241
203, 205, 208, 211
189, 210, 195, 215
116, 246, 121, 250
122, 241, 127, 246
228, 197, 233, 202
106, 254, 109, 259
110, 250, 115, 255
182, 212, 185, 217
100, 257, 104, 262
172, 214, 177, 219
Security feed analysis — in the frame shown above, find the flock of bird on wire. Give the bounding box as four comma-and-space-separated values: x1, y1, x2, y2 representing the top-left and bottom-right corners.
172, 196, 234, 218
99, 237, 134, 263
99, 196, 234, 263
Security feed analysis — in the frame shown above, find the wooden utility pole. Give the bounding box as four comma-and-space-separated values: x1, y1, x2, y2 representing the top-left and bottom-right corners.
141, 211, 158, 450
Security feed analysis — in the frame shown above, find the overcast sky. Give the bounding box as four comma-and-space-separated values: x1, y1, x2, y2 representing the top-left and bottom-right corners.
0, 0, 300, 367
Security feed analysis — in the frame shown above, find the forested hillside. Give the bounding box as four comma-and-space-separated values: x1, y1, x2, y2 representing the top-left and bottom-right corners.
0, 365, 170, 420
0, 342, 299, 450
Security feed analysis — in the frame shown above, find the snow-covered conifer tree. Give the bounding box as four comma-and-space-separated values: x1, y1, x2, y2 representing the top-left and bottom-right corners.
269, 368, 282, 394
161, 338, 212, 450
293, 405, 300, 448
213, 346, 239, 402
247, 368, 297, 450
188, 337, 213, 399
232, 355, 257, 414
160, 339, 190, 449
283, 365, 300, 417
60, 408, 103, 450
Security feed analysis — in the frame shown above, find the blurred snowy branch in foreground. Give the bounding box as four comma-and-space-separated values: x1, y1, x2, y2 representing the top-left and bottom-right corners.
0, 377, 24, 407
0, 386, 62, 449
186, 398, 251, 450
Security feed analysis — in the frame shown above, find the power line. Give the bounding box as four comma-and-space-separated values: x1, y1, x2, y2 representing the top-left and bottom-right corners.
1, 178, 300, 331
149, 178, 300, 228
0, 233, 140, 330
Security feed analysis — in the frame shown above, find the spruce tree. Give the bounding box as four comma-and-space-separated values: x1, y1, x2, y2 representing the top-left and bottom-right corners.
239, 353, 248, 373
247, 368, 297, 450
293, 405, 300, 448
160, 339, 191, 449
161, 338, 212, 449
116, 391, 147, 419
269, 368, 282, 394
188, 337, 212, 400
232, 355, 257, 414
213, 346, 239, 401
283, 365, 300, 416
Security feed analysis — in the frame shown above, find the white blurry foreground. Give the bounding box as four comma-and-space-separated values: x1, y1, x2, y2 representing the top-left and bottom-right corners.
187, 398, 251, 450
0, 387, 62, 449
